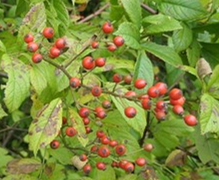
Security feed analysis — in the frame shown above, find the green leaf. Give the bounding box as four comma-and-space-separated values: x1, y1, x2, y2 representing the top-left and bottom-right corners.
114, 22, 141, 50
3, 54, 30, 112
159, 0, 207, 21
0, 40, 6, 52
110, 5, 124, 21
120, 0, 142, 29
133, 51, 154, 94
142, 13, 182, 34
207, 65, 219, 99
200, 93, 219, 134
0, 104, 7, 119
118, 174, 138, 180
142, 42, 182, 67
111, 96, 146, 136
0, 148, 13, 168
92, 166, 116, 180
69, 108, 89, 147
28, 98, 62, 156
178, 65, 198, 77
186, 39, 201, 67
172, 23, 193, 52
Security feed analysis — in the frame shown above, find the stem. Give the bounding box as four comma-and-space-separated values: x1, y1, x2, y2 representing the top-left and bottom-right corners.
78, 3, 110, 24
140, 3, 158, 14
139, 112, 151, 146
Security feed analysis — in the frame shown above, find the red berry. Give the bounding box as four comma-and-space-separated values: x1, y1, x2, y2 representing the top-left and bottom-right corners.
83, 118, 90, 125
115, 144, 126, 156
147, 86, 159, 98
101, 136, 110, 145
49, 47, 60, 58
95, 106, 104, 113
154, 82, 168, 96
124, 74, 132, 84
62, 117, 67, 125
170, 96, 185, 106
50, 140, 59, 149
125, 91, 137, 98
141, 98, 152, 110
96, 130, 105, 138
184, 114, 197, 126
155, 111, 166, 121
91, 86, 102, 97
85, 126, 92, 134
113, 73, 123, 83
82, 56, 95, 70
102, 100, 111, 109
43, 27, 54, 39
27, 42, 38, 52
55, 38, 66, 49
156, 101, 166, 110
91, 41, 99, 49
79, 154, 87, 161
109, 140, 118, 147
172, 105, 184, 115
95, 57, 106, 67
113, 36, 124, 47
79, 107, 90, 118
32, 53, 43, 63
135, 157, 146, 166
24, 33, 34, 43
69, 77, 81, 88
107, 44, 117, 52
119, 160, 128, 169
98, 146, 110, 158
124, 162, 134, 173
124, 106, 137, 118
96, 110, 107, 119
90, 145, 98, 153
66, 127, 77, 137
169, 88, 183, 100
96, 162, 106, 170
111, 161, 119, 168
83, 164, 92, 174
143, 143, 154, 152
134, 79, 147, 89
102, 22, 114, 34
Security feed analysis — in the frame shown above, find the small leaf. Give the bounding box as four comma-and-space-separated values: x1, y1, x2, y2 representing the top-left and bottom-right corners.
0, 104, 7, 119
0, 40, 6, 52
120, 0, 142, 29
142, 42, 182, 67
28, 98, 62, 156
142, 14, 182, 34
186, 39, 201, 67
133, 51, 154, 93
114, 22, 141, 50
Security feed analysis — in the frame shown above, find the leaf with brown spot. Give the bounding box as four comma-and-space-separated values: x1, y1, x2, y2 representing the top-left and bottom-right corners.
165, 149, 187, 167
196, 58, 212, 79
7, 158, 41, 174
28, 98, 62, 156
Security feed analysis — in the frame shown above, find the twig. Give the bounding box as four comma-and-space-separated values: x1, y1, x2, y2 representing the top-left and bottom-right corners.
140, 3, 158, 14
78, 3, 110, 24
139, 112, 151, 146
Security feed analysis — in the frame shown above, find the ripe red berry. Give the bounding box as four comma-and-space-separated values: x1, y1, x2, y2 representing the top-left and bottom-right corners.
172, 105, 184, 115
107, 44, 117, 52
111, 161, 119, 168
98, 145, 110, 158
95, 57, 106, 67
24, 33, 34, 43
184, 114, 197, 126
90, 145, 98, 153
147, 86, 159, 98
91, 41, 99, 49
101, 136, 110, 145
50, 140, 60, 149
141, 99, 152, 110
96, 130, 105, 138
170, 96, 185, 106
125, 91, 137, 98
119, 160, 128, 169
124, 162, 135, 173
109, 140, 118, 147
113, 36, 124, 47
66, 127, 77, 137
102, 22, 114, 34
43, 27, 54, 39
69, 77, 81, 88
83, 118, 90, 125
27, 42, 38, 52
156, 100, 166, 110
85, 126, 92, 134
115, 144, 126, 156
96, 110, 107, 119
124, 106, 137, 118
83, 164, 92, 174
55, 38, 66, 49
62, 117, 67, 125
124, 74, 132, 84
82, 56, 95, 70
155, 82, 168, 96
79, 154, 87, 161
169, 88, 183, 100
91, 86, 102, 97
135, 157, 146, 166
32, 53, 43, 63
49, 47, 60, 58
134, 79, 147, 89
102, 100, 111, 109
79, 107, 90, 118
143, 143, 154, 152
95, 106, 105, 113
96, 162, 106, 170
155, 111, 166, 121
113, 73, 123, 83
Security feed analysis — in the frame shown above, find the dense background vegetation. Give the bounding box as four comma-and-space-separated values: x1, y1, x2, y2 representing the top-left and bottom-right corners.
1, 0, 219, 179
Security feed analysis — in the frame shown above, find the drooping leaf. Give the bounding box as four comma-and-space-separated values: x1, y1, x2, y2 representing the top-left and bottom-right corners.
114, 22, 141, 50
172, 23, 193, 52
159, 0, 207, 21
142, 13, 182, 34
133, 51, 154, 94
28, 98, 62, 156
142, 42, 182, 67
2, 54, 30, 112
120, 0, 142, 29
199, 93, 219, 134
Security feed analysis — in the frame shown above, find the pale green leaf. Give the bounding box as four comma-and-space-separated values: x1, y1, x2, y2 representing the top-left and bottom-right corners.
3, 54, 30, 112
0, 40, 6, 52
28, 98, 62, 156
92, 166, 116, 180
118, 174, 138, 180
207, 65, 219, 99
186, 39, 201, 67
0, 104, 7, 119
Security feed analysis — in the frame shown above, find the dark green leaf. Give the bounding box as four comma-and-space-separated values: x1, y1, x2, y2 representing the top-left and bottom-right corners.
186, 39, 201, 67
110, 5, 124, 21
